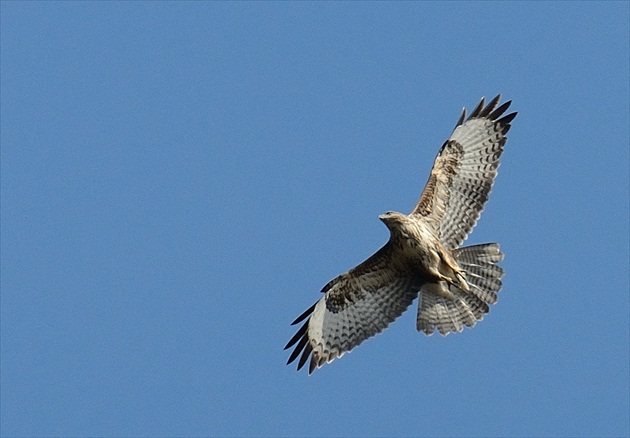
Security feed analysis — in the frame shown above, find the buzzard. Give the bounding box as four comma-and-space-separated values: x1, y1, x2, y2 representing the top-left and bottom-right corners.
285, 95, 517, 374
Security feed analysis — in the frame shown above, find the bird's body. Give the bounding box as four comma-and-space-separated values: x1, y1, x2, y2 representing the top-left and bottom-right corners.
379, 212, 468, 292
286, 95, 517, 374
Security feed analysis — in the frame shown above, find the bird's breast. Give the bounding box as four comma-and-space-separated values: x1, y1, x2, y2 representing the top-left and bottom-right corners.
395, 223, 439, 266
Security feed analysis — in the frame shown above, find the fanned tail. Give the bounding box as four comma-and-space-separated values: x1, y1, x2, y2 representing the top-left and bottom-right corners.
417, 243, 504, 335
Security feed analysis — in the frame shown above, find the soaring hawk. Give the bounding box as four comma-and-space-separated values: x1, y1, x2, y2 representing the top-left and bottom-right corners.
285, 95, 517, 374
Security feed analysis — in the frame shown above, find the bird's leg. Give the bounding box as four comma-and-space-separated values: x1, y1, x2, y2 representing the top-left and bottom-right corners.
452, 269, 469, 292
436, 250, 470, 292
426, 265, 460, 289
442, 263, 470, 292
440, 270, 469, 292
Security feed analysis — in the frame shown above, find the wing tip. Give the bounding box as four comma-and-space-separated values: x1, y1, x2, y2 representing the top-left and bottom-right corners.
290, 302, 317, 326
296, 340, 312, 371
468, 96, 486, 119
455, 107, 467, 129
461, 94, 517, 125
286, 302, 317, 373
284, 318, 308, 350
478, 95, 501, 118
498, 111, 517, 126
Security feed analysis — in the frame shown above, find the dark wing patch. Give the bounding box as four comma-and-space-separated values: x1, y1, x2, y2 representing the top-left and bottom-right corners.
413, 140, 464, 218
324, 277, 368, 313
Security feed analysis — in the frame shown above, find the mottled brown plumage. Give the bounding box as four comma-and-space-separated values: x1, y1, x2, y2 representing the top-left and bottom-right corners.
286, 95, 516, 374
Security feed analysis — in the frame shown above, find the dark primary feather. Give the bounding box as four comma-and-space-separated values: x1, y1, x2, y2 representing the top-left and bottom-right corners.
488, 100, 513, 121
497, 111, 517, 126
454, 108, 467, 129
290, 302, 316, 326
284, 304, 314, 370
479, 95, 499, 117
468, 96, 487, 118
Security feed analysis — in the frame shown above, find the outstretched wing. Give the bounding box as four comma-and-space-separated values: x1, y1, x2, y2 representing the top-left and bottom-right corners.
411, 95, 517, 249
285, 244, 423, 374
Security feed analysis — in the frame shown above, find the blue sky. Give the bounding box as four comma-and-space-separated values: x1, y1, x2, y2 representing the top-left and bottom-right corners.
2, 2, 629, 437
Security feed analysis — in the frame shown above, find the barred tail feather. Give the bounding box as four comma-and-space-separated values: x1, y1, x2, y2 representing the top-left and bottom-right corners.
456, 243, 504, 304
417, 243, 504, 336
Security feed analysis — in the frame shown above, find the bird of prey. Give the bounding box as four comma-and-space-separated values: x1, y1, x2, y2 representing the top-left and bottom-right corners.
285, 95, 517, 374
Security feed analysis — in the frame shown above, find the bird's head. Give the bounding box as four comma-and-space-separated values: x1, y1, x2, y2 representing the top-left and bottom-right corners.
378, 211, 407, 230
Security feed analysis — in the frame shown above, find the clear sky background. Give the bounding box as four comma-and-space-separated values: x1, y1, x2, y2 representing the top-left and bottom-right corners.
2, 2, 629, 437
